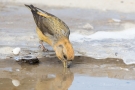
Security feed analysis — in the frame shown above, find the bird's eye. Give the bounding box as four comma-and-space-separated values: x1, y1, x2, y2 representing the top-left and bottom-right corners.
63, 55, 67, 59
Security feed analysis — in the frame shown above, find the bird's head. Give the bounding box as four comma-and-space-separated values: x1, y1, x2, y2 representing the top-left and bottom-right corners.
53, 37, 74, 68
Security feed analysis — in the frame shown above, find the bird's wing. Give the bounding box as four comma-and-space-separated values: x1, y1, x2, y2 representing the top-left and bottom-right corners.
36, 9, 70, 38
25, 5, 70, 38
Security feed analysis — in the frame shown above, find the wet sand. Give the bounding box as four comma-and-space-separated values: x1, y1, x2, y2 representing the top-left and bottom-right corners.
0, 57, 135, 90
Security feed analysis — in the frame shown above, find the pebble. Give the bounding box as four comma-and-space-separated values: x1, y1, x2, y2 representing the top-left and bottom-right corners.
16, 69, 20, 71
112, 18, 121, 23
12, 47, 21, 55
83, 23, 94, 29
12, 79, 20, 87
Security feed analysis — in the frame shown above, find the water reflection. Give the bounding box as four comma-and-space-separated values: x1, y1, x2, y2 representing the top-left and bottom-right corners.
0, 64, 74, 90
35, 69, 73, 90
0, 57, 135, 90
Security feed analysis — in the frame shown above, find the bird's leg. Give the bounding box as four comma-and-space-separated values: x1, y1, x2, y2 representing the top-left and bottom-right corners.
39, 40, 48, 52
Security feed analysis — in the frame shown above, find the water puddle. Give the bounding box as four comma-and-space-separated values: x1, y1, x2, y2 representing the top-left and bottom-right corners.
0, 56, 135, 90
69, 75, 135, 90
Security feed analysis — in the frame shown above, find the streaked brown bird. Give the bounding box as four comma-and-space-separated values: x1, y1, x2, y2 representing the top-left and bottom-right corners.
25, 4, 74, 68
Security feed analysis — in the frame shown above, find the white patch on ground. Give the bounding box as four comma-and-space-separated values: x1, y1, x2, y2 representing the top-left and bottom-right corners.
70, 27, 135, 65
70, 27, 135, 41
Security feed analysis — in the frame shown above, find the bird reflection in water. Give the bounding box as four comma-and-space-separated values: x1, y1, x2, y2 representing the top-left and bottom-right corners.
0, 68, 74, 90
35, 68, 74, 90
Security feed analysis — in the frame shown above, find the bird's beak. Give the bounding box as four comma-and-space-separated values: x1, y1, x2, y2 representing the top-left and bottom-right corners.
63, 60, 72, 68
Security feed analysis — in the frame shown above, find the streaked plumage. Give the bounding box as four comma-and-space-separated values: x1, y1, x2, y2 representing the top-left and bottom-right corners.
25, 4, 74, 68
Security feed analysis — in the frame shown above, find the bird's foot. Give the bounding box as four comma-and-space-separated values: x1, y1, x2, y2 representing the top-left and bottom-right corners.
39, 40, 48, 52
38, 45, 48, 52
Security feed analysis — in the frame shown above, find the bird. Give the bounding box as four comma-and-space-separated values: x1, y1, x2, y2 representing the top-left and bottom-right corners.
25, 4, 74, 68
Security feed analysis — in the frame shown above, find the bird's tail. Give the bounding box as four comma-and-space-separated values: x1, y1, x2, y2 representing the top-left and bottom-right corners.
25, 4, 38, 13
25, 4, 40, 26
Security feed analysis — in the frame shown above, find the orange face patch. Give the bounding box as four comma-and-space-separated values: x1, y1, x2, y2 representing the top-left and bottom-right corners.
54, 37, 74, 61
